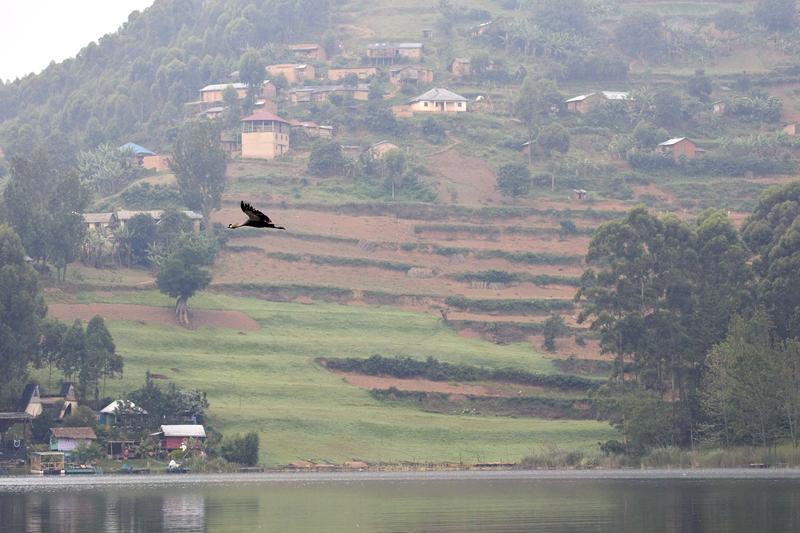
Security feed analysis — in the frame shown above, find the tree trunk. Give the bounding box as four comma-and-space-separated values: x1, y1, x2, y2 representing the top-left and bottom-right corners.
175, 296, 191, 327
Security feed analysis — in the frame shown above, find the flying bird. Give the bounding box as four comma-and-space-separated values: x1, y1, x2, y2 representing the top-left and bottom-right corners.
228, 201, 285, 230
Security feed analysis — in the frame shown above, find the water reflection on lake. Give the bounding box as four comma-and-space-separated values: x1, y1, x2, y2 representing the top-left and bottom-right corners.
1, 471, 800, 532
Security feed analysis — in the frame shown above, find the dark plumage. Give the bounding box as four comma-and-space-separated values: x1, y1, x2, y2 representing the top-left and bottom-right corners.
228, 201, 286, 230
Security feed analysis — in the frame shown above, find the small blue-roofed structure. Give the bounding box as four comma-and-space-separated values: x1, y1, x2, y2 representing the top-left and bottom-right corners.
119, 142, 155, 156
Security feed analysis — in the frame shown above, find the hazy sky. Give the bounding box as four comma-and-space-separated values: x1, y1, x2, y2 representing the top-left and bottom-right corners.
1, 1, 155, 82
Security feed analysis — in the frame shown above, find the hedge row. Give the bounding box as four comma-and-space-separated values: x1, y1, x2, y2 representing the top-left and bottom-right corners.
444, 296, 574, 314
324, 354, 596, 390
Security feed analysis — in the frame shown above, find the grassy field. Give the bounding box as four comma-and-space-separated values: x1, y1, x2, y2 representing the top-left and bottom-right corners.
40, 289, 616, 466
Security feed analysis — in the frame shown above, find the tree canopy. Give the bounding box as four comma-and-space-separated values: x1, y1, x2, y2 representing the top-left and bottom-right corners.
170, 120, 227, 234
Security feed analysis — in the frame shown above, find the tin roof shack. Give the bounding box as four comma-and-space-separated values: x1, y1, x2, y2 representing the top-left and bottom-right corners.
287, 43, 327, 62
119, 142, 155, 165
98, 400, 148, 428
19, 383, 78, 420
327, 66, 379, 82
288, 84, 370, 104
82, 212, 119, 233
157, 425, 206, 451
366, 42, 423, 65
50, 427, 97, 453
114, 209, 203, 234
565, 91, 630, 113
30, 451, 65, 475
388, 65, 434, 86
657, 137, 702, 160
266, 63, 316, 85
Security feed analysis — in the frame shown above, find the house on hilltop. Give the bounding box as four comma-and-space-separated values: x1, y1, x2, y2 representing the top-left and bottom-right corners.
50, 427, 97, 453
783, 123, 798, 136
565, 91, 630, 113
82, 210, 202, 234
657, 137, 702, 159
266, 63, 316, 85
327, 66, 379, 82
241, 111, 291, 160
288, 84, 370, 104
19, 383, 78, 420
287, 43, 326, 62
288, 120, 334, 139
199, 81, 276, 102
388, 65, 433, 86
366, 42, 423, 65
369, 140, 401, 158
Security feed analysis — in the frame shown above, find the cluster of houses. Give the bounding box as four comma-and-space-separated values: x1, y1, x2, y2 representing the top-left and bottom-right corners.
0, 382, 208, 473
82, 208, 203, 234
172, 39, 476, 161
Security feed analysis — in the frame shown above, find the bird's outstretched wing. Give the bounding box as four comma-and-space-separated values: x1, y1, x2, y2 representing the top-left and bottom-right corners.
241, 201, 272, 224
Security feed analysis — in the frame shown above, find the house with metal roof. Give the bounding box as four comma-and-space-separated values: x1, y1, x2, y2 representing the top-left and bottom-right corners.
565, 91, 630, 113
366, 42, 424, 64
657, 137, 702, 159
155, 425, 207, 451
407, 88, 468, 114
50, 427, 97, 452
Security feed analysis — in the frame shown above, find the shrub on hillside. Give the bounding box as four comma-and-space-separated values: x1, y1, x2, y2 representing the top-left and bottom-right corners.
221, 431, 260, 466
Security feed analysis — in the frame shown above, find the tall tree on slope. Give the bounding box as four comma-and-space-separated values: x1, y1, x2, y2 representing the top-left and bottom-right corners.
170, 120, 227, 235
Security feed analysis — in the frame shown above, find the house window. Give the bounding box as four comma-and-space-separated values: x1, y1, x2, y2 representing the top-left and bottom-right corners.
458, 102, 463, 108
424, 102, 428, 107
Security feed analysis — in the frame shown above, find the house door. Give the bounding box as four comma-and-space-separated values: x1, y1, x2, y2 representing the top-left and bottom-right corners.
436, 102, 444, 112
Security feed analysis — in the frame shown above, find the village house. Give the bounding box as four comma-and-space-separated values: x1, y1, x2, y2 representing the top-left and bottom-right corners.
82, 210, 202, 234
199, 81, 277, 103
83, 212, 119, 233
156, 424, 207, 451
712, 100, 727, 115
658, 137, 702, 159
369, 140, 400, 158
288, 119, 334, 139
565, 91, 630, 113
287, 43, 327, 62
288, 84, 370, 104
201, 82, 247, 102
366, 42, 423, 65
98, 400, 148, 428
327, 66, 379, 82
50, 427, 97, 453
265, 63, 316, 85
406, 88, 468, 114
388, 65, 433, 86
119, 142, 155, 164
451, 58, 471, 77
783, 123, 798, 136
118, 142, 169, 170
241, 111, 291, 160
19, 383, 78, 421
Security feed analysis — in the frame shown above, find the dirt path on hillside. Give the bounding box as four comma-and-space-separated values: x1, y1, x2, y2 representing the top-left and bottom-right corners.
331, 370, 554, 397
48, 303, 260, 331
427, 147, 499, 205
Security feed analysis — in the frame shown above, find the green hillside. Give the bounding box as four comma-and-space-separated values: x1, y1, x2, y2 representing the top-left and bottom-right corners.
4, 0, 800, 466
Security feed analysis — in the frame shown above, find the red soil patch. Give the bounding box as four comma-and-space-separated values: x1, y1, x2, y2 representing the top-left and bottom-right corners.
48, 303, 260, 331
426, 147, 500, 205
332, 370, 552, 398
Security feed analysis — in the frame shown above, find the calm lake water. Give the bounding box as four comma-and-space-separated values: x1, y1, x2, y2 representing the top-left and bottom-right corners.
1, 470, 800, 532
